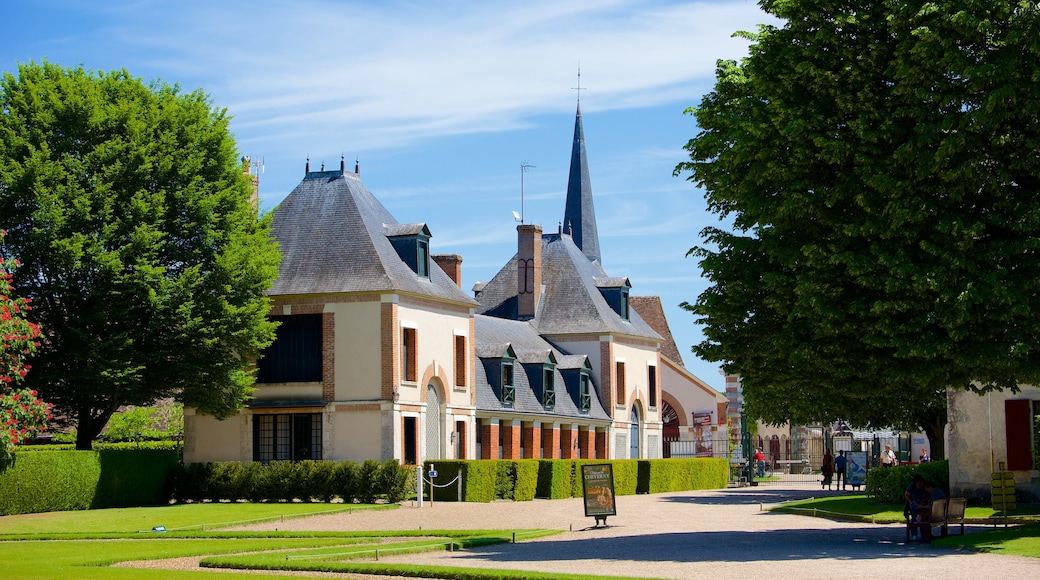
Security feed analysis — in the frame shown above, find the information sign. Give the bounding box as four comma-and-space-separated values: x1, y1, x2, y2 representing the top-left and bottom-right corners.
581, 464, 617, 524
846, 451, 868, 487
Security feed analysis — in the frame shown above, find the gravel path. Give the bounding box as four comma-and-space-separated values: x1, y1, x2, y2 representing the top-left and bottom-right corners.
125, 483, 1040, 579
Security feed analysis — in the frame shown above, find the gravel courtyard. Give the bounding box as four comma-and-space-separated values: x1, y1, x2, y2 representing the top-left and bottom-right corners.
228, 483, 1039, 579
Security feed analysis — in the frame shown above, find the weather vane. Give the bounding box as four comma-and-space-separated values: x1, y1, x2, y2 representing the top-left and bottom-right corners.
571, 64, 585, 104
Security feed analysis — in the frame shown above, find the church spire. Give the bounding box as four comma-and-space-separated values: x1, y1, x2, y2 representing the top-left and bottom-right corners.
562, 94, 601, 265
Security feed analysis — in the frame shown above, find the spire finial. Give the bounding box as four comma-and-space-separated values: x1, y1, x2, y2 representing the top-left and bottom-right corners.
571, 63, 585, 105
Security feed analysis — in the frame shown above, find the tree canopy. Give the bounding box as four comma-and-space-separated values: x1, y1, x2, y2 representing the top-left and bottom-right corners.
0, 62, 280, 449
677, 1, 1040, 457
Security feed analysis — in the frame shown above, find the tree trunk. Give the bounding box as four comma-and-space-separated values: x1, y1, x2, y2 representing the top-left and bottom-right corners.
918, 406, 947, 461
75, 406, 116, 450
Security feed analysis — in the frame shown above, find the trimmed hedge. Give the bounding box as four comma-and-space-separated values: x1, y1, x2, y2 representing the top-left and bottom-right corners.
865, 460, 950, 503
424, 458, 729, 502
174, 459, 411, 504
0, 448, 179, 515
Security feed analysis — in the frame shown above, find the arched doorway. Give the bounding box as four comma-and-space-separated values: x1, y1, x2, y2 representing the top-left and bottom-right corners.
630, 405, 642, 459
661, 401, 679, 458
425, 382, 443, 461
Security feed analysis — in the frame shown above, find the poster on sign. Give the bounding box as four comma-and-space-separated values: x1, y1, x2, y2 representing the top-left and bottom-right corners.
846, 451, 868, 487
581, 464, 617, 521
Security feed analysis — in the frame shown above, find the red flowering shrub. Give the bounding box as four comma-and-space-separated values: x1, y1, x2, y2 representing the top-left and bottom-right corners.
0, 231, 50, 459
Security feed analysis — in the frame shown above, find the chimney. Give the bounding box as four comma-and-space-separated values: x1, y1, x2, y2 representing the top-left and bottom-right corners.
517, 224, 542, 320
432, 254, 463, 287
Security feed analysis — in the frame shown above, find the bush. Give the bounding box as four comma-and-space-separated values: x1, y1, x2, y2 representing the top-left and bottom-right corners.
92, 448, 179, 508
536, 459, 573, 499
866, 461, 950, 503
0, 448, 178, 515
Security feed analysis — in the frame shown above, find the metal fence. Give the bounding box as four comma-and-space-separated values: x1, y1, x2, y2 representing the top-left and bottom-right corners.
665, 432, 896, 485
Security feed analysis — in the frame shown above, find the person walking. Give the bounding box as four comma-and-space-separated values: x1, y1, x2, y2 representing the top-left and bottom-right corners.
834, 450, 847, 490
881, 444, 897, 467
821, 449, 835, 489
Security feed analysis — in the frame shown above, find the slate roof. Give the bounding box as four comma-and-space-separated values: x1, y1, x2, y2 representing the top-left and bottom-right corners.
268, 169, 477, 306
630, 296, 684, 365
474, 314, 611, 421
563, 104, 601, 265
475, 232, 660, 340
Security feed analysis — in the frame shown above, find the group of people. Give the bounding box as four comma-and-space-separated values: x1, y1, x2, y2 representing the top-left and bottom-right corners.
820, 449, 846, 489
904, 474, 946, 540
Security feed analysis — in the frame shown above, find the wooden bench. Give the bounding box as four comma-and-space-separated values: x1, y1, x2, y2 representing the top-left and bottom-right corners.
942, 497, 967, 536
906, 499, 946, 542
905, 497, 967, 542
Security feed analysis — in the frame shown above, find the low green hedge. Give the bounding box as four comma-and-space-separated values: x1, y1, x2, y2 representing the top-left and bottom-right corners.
175, 459, 412, 504
0, 448, 179, 515
865, 460, 950, 503
424, 458, 729, 502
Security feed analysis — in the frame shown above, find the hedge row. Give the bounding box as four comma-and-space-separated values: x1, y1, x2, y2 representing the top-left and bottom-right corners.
865, 460, 950, 503
174, 459, 412, 504
423, 458, 729, 502
0, 448, 180, 515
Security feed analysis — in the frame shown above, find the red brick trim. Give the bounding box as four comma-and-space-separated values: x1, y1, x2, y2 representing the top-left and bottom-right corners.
322, 312, 335, 401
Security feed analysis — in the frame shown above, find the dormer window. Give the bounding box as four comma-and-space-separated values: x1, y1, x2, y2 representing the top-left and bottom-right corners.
502, 356, 515, 407
385, 223, 432, 279
560, 356, 593, 414
542, 366, 555, 410
518, 350, 557, 411
594, 277, 632, 321
478, 344, 517, 408
579, 370, 591, 412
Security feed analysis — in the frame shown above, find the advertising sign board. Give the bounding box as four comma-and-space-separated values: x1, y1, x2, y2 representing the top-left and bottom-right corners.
581, 463, 617, 523
846, 451, 868, 487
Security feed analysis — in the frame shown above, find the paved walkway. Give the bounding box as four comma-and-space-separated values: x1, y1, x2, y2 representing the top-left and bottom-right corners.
236, 483, 1039, 579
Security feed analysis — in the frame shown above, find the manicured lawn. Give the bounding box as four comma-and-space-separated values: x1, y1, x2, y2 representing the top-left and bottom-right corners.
0, 505, 652, 579
772, 495, 1040, 558
935, 523, 1040, 557
0, 501, 388, 534
771, 494, 1040, 524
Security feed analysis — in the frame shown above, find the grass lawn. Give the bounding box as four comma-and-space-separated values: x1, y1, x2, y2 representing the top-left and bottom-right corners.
0, 504, 654, 579
771, 495, 1040, 558
0, 501, 390, 534
770, 494, 1040, 524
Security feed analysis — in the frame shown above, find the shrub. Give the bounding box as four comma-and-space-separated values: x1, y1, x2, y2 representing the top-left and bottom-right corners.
91, 448, 179, 508
356, 460, 381, 504
513, 460, 539, 501
379, 459, 409, 503
0, 448, 177, 514
866, 461, 950, 503
536, 459, 572, 499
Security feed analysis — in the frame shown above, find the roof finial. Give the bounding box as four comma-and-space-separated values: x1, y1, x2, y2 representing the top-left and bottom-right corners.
340, 153, 345, 173
305, 156, 310, 173
571, 63, 585, 106
355, 156, 360, 176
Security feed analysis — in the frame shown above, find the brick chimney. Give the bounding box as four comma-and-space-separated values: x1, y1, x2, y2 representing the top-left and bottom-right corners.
432, 254, 463, 287
517, 224, 542, 320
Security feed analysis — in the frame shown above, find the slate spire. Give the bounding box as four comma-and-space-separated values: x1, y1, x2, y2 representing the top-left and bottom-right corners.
563, 103, 601, 265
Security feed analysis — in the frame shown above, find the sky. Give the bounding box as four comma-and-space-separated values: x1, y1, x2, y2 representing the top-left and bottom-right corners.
2, 0, 775, 392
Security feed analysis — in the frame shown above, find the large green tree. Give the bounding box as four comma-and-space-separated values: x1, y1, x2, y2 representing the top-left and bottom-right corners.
0, 62, 280, 449
677, 1, 1040, 458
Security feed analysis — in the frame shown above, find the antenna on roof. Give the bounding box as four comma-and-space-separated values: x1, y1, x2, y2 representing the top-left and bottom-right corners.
519, 161, 535, 224
571, 63, 585, 105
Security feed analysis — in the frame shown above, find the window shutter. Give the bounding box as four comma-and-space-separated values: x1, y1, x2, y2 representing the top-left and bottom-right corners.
1005, 399, 1033, 471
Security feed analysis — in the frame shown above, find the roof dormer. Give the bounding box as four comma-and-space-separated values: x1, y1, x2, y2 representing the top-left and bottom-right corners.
385, 223, 431, 278
519, 350, 557, 411
594, 276, 632, 321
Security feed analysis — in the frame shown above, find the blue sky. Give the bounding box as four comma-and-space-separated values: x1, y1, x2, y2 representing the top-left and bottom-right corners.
3, 0, 774, 391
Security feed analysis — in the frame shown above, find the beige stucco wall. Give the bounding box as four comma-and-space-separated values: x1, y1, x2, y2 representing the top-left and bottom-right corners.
331, 300, 383, 400
553, 336, 661, 459
397, 300, 473, 409
948, 386, 1039, 500
329, 404, 385, 462
660, 357, 725, 426
183, 409, 249, 463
